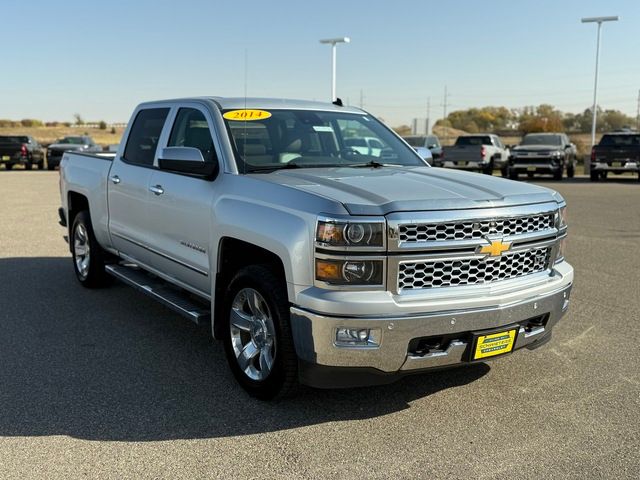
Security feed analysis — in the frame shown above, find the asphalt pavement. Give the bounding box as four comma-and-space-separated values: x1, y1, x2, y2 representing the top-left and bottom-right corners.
0, 171, 638, 479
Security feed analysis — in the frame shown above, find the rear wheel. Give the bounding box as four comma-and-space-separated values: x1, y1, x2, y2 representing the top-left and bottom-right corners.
482, 159, 494, 175
590, 169, 599, 181
71, 211, 109, 288
567, 162, 575, 178
223, 265, 298, 400
500, 166, 508, 177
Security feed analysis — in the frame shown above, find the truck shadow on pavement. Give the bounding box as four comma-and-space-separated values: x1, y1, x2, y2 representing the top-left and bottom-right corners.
0, 257, 489, 441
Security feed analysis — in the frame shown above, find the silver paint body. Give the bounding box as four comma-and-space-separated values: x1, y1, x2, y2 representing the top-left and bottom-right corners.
59, 97, 574, 375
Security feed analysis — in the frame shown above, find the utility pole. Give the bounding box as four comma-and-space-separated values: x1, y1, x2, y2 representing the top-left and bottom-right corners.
426, 97, 431, 135
636, 89, 640, 131
581, 16, 619, 146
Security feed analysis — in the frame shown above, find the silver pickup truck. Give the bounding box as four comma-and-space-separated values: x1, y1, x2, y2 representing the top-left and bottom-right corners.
58, 97, 573, 400
441, 134, 510, 175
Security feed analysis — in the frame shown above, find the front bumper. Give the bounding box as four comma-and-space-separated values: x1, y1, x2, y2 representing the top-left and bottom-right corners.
291, 263, 573, 388
510, 158, 562, 173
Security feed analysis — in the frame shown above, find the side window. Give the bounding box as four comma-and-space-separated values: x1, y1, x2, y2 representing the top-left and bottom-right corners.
123, 108, 169, 166
168, 108, 216, 163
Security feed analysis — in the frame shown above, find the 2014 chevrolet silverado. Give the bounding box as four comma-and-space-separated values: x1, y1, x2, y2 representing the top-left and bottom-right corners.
58, 97, 573, 400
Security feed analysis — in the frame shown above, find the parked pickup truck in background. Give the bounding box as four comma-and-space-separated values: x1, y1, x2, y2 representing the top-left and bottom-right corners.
586, 132, 640, 182
59, 97, 573, 400
441, 134, 509, 175
403, 134, 441, 162
0, 135, 45, 170
47, 135, 101, 170
508, 133, 576, 181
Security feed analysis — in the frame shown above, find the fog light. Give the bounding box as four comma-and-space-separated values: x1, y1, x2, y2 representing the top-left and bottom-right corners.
335, 327, 381, 347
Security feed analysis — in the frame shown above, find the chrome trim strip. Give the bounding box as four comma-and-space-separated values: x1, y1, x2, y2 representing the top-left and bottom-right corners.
112, 232, 209, 277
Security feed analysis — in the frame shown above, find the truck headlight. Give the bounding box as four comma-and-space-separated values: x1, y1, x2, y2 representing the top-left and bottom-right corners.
316, 218, 385, 248
556, 205, 568, 229
316, 258, 384, 286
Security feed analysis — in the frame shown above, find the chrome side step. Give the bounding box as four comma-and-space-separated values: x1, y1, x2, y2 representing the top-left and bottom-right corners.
105, 264, 210, 325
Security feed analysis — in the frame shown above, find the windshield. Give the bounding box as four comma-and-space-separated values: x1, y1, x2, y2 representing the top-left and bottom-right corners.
58, 137, 86, 145
455, 136, 491, 146
223, 109, 426, 173
600, 134, 640, 146
403, 136, 425, 147
521, 134, 562, 146
0, 136, 28, 143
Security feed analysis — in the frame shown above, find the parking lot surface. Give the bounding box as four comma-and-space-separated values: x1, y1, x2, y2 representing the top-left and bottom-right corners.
0, 171, 638, 479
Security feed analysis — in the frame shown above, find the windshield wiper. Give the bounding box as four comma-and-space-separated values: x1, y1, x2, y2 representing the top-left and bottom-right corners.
349, 160, 402, 168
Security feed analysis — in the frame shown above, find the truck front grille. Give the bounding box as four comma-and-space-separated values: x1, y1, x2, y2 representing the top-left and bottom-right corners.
398, 247, 551, 290
398, 213, 554, 243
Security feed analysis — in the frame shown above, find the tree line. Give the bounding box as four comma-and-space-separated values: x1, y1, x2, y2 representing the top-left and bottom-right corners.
435, 105, 637, 134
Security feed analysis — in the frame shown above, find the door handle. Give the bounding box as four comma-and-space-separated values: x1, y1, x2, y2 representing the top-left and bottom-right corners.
149, 185, 164, 196
110, 175, 121, 184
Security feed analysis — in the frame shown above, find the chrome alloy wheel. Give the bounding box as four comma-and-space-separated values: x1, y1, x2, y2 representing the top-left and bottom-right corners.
230, 288, 276, 381
73, 223, 91, 279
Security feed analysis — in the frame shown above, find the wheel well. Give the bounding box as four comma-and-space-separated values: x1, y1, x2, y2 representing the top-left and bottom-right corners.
67, 192, 89, 250
213, 237, 287, 339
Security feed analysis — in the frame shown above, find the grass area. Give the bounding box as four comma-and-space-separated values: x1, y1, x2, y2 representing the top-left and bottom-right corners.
0, 125, 125, 147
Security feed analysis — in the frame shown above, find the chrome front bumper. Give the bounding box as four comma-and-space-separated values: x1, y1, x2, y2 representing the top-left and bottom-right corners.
290, 271, 572, 385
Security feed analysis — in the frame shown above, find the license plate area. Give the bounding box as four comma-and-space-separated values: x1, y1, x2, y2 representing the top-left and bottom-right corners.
471, 326, 518, 360
527, 166, 537, 172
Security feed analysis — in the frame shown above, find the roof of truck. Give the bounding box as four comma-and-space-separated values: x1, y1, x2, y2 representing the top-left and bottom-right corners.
138, 97, 366, 114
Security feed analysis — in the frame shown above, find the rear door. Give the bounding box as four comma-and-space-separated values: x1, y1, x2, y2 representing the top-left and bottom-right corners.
145, 105, 221, 296
107, 107, 170, 265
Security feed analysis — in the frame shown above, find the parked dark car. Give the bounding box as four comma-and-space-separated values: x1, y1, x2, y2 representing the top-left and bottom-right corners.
0, 135, 45, 170
587, 132, 640, 181
403, 134, 442, 162
509, 133, 576, 180
46, 135, 101, 170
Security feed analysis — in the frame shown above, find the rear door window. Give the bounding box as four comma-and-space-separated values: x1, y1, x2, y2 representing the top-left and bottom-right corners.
123, 108, 169, 166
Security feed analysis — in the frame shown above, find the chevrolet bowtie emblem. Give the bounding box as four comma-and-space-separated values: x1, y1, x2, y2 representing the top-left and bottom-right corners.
479, 238, 512, 257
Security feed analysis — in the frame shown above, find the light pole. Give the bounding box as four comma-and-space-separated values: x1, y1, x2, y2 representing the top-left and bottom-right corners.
319, 37, 350, 101
581, 16, 619, 146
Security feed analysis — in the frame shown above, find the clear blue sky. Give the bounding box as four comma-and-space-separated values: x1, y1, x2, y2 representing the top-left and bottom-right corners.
2, 0, 638, 126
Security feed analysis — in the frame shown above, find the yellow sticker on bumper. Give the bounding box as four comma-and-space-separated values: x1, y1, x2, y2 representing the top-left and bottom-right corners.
473, 329, 517, 359
223, 109, 272, 121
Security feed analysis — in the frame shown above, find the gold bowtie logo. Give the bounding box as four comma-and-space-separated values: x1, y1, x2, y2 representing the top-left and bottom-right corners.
479, 239, 512, 257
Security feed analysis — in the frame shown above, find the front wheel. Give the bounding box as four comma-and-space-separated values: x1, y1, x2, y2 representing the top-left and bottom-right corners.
37, 161, 44, 170
223, 265, 298, 400
71, 211, 109, 288
567, 163, 575, 178
553, 167, 563, 181
24, 161, 33, 170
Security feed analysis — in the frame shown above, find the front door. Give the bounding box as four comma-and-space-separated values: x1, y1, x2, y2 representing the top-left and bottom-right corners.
145, 106, 220, 296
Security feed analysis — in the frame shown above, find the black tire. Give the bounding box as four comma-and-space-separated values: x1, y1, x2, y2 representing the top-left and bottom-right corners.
24, 161, 33, 170
553, 167, 563, 181
222, 265, 298, 400
482, 159, 494, 175
590, 170, 599, 182
71, 211, 109, 288
500, 166, 508, 177
509, 168, 519, 181
37, 161, 44, 170
47, 162, 55, 171
5, 162, 13, 170
567, 163, 575, 178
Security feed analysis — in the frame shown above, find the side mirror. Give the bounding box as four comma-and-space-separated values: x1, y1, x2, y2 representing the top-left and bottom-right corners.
159, 146, 217, 177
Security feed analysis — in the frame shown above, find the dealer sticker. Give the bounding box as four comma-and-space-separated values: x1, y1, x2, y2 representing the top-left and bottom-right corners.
473, 329, 517, 360
223, 109, 272, 121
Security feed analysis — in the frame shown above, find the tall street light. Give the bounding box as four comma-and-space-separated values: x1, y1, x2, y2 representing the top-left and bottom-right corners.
319, 37, 350, 101
581, 16, 619, 146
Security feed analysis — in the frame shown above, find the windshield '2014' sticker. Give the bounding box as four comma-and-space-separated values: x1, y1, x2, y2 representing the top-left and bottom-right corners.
223, 109, 272, 121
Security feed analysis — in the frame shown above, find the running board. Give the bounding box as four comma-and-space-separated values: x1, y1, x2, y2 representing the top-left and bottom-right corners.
105, 264, 210, 325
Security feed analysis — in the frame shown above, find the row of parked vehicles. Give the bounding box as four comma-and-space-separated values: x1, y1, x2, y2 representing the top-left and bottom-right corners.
0, 135, 102, 170
403, 131, 640, 181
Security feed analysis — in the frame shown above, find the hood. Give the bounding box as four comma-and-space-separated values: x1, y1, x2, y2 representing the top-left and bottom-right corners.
251, 166, 560, 215
513, 145, 562, 152
48, 144, 86, 151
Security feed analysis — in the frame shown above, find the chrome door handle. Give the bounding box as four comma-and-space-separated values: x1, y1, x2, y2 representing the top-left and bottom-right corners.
149, 185, 164, 196
110, 175, 121, 184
